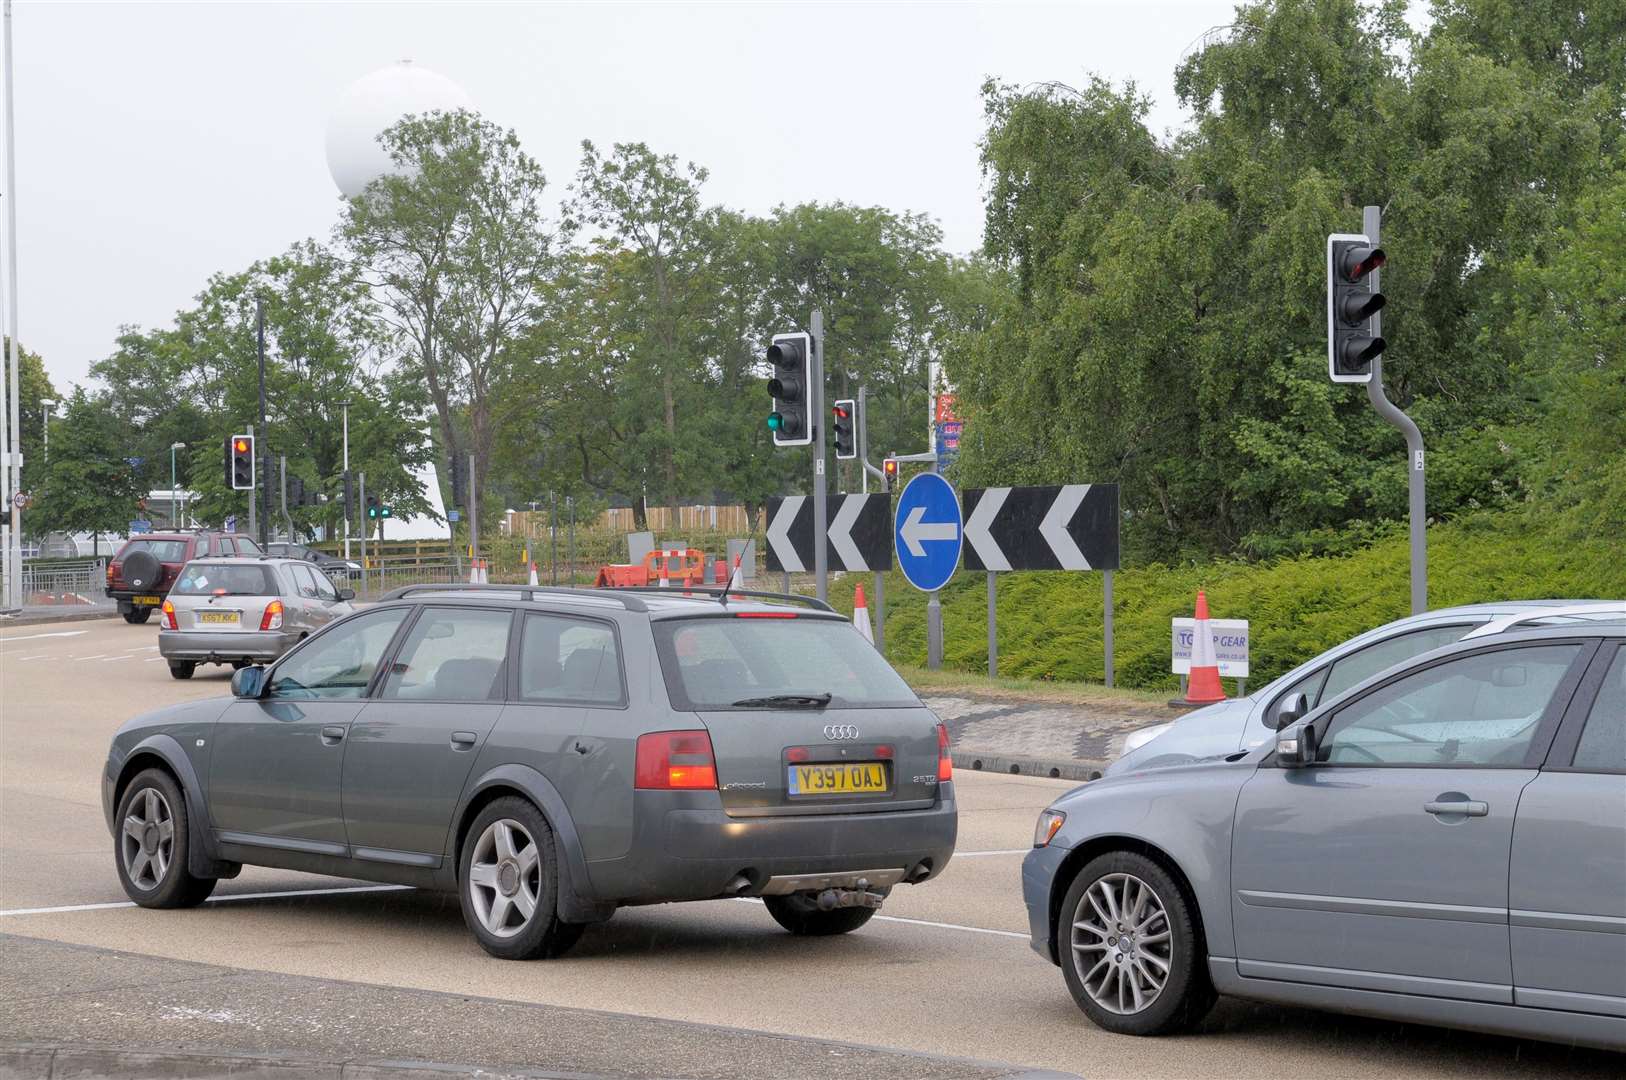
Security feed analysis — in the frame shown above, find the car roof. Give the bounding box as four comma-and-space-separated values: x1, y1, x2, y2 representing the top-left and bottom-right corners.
376, 583, 842, 620
182, 556, 296, 566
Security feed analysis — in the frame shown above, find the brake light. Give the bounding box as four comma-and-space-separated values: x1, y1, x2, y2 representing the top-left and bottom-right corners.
160, 600, 177, 630
260, 600, 284, 631
635, 730, 718, 790
936, 722, 953, 782
106, 563, 116, 584
735, 611, 797, 619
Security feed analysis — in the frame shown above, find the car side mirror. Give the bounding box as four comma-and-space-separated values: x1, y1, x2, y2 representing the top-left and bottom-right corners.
230, 665, 266, 699
1272, 691, 1311, 730
336, 588, 356, 601
1276, 720, 1318, 768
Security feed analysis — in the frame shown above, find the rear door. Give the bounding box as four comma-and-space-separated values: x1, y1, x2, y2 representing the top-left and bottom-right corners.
340, 605, 512, 863
653, 613, 942, 817
1510, 642, 1626, 1017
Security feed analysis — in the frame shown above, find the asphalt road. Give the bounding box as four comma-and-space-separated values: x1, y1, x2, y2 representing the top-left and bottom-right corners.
2, 616, 1619, 1079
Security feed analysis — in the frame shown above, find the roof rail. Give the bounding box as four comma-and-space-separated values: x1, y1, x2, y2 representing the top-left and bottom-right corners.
612, 585, 836, 614
378, 582, 650, 612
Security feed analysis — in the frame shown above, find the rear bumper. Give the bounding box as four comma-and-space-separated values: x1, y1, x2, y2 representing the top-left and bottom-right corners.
158, 629, 299, 663
583, 785, 959, 905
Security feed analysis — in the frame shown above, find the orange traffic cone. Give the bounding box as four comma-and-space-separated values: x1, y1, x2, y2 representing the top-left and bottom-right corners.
469, 558, 481, 584
1182, 588, 1226, 704
853, 583, 874, 644
528, 561, 539, 587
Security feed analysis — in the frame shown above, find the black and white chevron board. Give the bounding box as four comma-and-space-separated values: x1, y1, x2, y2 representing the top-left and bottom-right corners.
764, 493, 893, 573
960, 484, 1120, 572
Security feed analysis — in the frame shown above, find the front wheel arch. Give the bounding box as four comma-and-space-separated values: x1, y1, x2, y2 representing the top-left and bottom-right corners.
1050, 836, 1208, 968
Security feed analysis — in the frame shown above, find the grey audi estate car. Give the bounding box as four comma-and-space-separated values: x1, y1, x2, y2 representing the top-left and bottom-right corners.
1024, 624, 1625, 1050
106, 584, 957, 959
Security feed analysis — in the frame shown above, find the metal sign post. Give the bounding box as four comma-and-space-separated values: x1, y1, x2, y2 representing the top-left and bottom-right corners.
357, 471, 367, 598
1362, 204, 1426, 614
892, 472, 963, 671
246, 424, 257, 542
986, 572, 997, 677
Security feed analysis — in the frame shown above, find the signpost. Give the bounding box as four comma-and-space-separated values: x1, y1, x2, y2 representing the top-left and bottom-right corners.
892, 472, 962, 669
962, 484, 1121, 683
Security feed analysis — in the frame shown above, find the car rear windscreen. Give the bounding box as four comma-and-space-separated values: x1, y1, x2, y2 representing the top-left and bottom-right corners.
122, 539, 187, 562
172, 563, 277, 596
652, 615, 919, 710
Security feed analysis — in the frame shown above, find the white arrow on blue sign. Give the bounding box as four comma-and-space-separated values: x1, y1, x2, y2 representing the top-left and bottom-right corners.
893, 472, 962, 592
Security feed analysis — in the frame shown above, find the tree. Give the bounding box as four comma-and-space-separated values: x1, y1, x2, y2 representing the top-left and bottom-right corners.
340, 109, 552, 531
29, 389, 142, 556
8, 338, 57, 503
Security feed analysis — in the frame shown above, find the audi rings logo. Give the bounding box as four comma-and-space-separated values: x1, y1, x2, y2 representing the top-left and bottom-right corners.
823, 724, 860, 741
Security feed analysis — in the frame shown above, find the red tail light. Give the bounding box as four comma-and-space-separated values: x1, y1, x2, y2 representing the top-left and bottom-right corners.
936, 722, 953, 782
160, 600, 177, 630
260, 600, 285, 632
635, 729, 718, 790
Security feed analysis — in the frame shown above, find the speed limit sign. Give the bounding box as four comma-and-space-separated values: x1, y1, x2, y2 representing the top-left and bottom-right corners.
11, 491, 30, 509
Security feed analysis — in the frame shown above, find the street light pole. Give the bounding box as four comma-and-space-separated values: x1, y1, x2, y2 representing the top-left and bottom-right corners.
3, 0, 23, 609
39, 399, 52, 462
339, 399, 351, 557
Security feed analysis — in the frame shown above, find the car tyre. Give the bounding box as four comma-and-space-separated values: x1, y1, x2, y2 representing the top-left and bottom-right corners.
113, 768, 216, 909
168, 661, 196, 680
458, 797, 585, 960
123, 608, 153, 625
1059, 851, 1214, 1036
763, 892, 880, 936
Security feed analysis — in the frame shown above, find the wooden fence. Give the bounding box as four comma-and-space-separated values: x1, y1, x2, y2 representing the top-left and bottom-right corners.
507, 504, 760, 537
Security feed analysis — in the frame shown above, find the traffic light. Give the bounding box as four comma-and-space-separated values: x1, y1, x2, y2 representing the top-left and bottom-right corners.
342, 470, 354, 521
226, 434, 254, 490
765, 331, 813, 447
366, 495, 380, 520
450, 456, 468, 508
831, 399, 856, 460
1327, 233, 1387, 383
381, 503, 392, 519
288, 476, 306, 507
882, 457, 898, 489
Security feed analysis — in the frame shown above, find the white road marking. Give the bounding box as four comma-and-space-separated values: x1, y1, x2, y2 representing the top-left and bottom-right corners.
951, 848, 1029, 857
732, 897, 1028, 940
72, 654, 111, 660
0, 630, 89, 643
10, 653, 51, 661
144, 657, 165, 663
0, 884, 413, 918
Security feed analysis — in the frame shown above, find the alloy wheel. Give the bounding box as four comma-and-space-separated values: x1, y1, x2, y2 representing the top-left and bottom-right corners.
1070, 872, 1172, 1015
467, 818, 541, 938
121, 787, 175, 891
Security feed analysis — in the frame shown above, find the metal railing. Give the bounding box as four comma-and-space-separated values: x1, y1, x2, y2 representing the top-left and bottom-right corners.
19, 559, 108, 605
352, 559, 464, 602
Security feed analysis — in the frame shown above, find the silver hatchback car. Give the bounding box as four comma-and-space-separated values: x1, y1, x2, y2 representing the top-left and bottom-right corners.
158, 557, 355, 679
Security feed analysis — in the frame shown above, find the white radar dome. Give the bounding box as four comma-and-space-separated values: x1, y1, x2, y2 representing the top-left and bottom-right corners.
325, 60, 474, 198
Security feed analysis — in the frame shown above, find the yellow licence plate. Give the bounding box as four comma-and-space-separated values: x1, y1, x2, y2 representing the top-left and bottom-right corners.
197, 611, 239, 625
132, 596, 161, 606
788, 762, 888, 796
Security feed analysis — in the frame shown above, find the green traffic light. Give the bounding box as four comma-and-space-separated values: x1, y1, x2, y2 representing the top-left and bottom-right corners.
767, 413, 784, 431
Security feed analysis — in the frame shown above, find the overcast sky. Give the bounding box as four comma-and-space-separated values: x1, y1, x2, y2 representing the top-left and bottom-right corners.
13, 0, 1247, 391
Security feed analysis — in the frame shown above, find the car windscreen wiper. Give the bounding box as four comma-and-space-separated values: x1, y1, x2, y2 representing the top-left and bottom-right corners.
729, 692, 833, 709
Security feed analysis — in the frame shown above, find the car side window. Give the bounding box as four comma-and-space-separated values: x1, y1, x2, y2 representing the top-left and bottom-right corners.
1573, 648, 1625, 772
1318, 624, 1476, 703
288, 563, 320, 599
519, 614, 625, 706
1318, 644, 1584, 767
309, 567, 339, 601
237, 537, 263, 555
380, 607, 513, 702
266, 607, 409, 700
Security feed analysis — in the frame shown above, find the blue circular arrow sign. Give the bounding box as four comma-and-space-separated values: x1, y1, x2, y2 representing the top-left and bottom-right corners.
893, 472, 962, 592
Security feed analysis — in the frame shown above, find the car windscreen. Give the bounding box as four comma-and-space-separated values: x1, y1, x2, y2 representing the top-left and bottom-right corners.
171, 563, 277, 596
122, 539, 187, 562
652, 615, 919, 710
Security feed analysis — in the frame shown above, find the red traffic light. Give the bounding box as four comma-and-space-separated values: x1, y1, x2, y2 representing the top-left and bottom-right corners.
1339, 245, 1386, 283
832, 405, 850, 419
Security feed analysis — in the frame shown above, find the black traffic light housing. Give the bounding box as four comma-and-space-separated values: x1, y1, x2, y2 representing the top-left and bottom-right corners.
766, 332, 813, 447
831, 398, 856, 460
227, 434, 254, 491
1328, 233, 1387, 384
882, 457, 898, 490
288, 476, 306, 507
366, 495, 380, 520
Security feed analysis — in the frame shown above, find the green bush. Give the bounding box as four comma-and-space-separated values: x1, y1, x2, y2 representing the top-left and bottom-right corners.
827, 510, 1624, 693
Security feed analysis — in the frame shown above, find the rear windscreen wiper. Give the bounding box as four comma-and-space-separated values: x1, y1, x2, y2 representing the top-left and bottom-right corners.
729, 693, 833, 709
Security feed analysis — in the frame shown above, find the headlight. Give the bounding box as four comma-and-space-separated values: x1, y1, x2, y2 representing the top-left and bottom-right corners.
1033, 809, 1066, 848
1121, 722, 1172, 756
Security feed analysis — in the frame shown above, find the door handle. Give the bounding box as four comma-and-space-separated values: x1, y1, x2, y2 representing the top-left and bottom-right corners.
450, 731, 478, 750
320, 725, 346, 745
1425, 799, 1488, 817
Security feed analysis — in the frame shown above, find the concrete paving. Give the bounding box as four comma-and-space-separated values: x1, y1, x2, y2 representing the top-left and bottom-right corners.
4, 617, 1622, 1079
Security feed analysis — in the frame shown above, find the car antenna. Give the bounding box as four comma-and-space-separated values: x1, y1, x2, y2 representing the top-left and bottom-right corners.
716, 543, 750, 608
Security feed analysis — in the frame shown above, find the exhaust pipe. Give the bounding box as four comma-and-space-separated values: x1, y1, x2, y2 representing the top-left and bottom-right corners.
724, 874, 752, 896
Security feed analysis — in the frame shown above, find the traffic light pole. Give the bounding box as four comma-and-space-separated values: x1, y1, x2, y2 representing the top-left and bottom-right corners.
855, 387, 887, 654
256, 297, 269, 549
1361, 204, 1427, 614
358, 471, 367, 598
811, 309, 828, 604
245, 424, 257, 541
